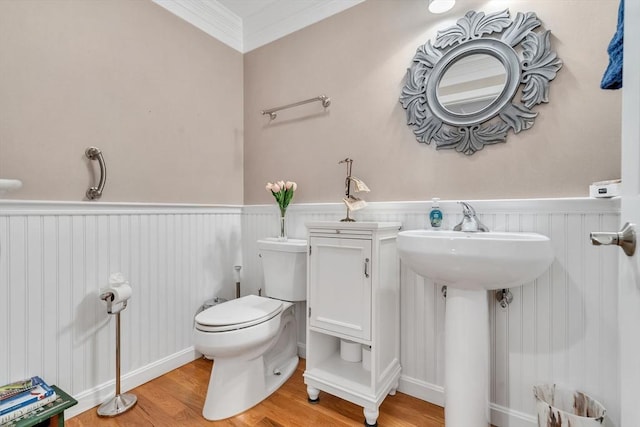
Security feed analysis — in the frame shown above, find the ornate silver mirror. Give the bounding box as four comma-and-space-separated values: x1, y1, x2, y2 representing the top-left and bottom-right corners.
400, 9, 562, 155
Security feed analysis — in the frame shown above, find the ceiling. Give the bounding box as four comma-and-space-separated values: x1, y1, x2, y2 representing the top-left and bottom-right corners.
216, 0, 280, 18
152, 0, 365, 53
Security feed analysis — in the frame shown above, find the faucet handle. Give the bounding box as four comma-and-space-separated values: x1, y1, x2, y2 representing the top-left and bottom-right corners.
459, 201, 476, 216
454, 201, 489, 232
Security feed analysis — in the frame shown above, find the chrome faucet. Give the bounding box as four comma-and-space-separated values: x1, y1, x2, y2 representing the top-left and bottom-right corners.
453, 202, 489, 232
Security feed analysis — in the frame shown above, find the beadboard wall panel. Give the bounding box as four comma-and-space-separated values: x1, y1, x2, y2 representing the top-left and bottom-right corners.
0, 198, 620, 426
243, 198, 620, 427
0, 202, 242, 416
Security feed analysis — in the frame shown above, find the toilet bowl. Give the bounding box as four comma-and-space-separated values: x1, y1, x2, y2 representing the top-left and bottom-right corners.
193, 238, 307, 421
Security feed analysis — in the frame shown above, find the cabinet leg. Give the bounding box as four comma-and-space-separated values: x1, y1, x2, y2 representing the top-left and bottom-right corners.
363, 406, 379, 426
307, 386, 320, 403
389, 380, 399, 396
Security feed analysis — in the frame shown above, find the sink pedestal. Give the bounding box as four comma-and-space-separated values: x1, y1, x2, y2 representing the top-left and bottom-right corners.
444, 287, 490, 427
396, 229, 554, 427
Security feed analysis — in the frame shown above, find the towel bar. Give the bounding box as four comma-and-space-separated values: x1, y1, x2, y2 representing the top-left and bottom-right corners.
261, 95, 330, 120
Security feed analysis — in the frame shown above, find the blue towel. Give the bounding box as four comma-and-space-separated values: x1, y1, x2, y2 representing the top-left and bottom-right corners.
601, 0, 624, 89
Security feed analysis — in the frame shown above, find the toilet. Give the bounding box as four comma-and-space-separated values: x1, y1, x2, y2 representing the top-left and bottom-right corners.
193, 238, 307, 421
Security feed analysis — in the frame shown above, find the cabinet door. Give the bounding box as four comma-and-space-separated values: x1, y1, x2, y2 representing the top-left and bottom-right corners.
309, 236, 372, 341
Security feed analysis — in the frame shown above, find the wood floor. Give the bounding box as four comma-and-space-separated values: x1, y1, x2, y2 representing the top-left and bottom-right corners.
67, 357, 445, 426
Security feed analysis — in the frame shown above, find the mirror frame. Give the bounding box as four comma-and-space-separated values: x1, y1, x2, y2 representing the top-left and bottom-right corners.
400, 9, 563, 155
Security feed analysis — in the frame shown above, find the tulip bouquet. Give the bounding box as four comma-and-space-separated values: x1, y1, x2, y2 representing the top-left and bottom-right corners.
265, 180, 297, 240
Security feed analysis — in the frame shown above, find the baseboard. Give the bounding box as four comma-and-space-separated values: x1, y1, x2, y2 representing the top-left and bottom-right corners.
397, 377, 537, 426
298, 342, 306, 359
66, 347, 199, 418
397, 375, 445, 407
490, 403, 537, 427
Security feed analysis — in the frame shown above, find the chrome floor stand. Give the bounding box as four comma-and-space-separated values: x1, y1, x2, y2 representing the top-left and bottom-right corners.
98, 297, 137, 417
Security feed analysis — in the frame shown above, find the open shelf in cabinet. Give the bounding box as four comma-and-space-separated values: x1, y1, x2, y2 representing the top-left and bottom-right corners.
305, 331, 372, 395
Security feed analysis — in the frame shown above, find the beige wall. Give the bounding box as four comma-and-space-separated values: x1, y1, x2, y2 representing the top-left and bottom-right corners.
0, 0, 243, 204
0, 0, 621, 205
244, 0, 621, 205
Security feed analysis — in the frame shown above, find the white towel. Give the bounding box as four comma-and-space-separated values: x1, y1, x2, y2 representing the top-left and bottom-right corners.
343, 196, 367, 211
349, 176, 370, 192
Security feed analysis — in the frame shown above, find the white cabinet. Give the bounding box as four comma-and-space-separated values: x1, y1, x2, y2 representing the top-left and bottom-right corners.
304, 222, 401, 427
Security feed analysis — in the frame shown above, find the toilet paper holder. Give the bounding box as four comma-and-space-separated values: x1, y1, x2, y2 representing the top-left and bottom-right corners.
100, 291, 128, 315
100, 272, 132, 315
98, 275, 137, 416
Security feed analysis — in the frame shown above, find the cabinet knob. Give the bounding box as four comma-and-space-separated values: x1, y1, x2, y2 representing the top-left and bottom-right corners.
364, 258, 370, 278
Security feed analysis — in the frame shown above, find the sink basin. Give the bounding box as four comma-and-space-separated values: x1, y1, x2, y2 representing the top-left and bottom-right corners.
397, 229, 554, 290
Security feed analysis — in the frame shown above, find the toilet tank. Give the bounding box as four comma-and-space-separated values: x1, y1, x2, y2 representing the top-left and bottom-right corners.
257, 238, 307, 302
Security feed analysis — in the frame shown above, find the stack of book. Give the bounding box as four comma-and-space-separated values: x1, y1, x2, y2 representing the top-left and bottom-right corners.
0, 377, 57, 424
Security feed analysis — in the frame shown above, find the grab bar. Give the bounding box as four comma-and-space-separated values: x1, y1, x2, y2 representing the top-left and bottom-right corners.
85, 146, 106, 200
261, 95, 330, 120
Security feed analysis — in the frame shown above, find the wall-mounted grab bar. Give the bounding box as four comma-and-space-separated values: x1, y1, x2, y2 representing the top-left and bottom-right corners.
85, 146, 106, 200
261, 95, 330, 120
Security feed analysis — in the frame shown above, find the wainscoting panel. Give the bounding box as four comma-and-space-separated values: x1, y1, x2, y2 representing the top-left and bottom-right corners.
0, 201, 242, 416
243, 198, 620, 426
0, 198, 620, 425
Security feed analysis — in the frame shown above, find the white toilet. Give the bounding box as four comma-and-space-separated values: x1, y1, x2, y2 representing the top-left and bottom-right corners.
193, 238, 307, 421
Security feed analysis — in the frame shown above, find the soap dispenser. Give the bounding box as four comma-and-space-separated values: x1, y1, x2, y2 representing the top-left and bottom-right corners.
429, 198, 443, 229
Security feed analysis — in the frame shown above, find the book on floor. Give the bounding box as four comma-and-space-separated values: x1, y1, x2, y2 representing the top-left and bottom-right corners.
0, 376, 56, 423
0, 392, 58, 424
0, 379, 37, 402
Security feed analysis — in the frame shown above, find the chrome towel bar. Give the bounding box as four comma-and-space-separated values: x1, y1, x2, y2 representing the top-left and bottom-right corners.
261, 95, 330, 120
85, 146, 106, 200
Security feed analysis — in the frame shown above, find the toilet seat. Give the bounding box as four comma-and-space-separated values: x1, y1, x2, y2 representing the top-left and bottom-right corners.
195, 295, 283, 333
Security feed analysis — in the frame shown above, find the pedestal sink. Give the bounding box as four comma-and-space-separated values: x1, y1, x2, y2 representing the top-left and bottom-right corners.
397, 230, 554, 427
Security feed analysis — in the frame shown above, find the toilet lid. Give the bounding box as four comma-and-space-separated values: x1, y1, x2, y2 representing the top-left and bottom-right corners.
195, 294, 283, 332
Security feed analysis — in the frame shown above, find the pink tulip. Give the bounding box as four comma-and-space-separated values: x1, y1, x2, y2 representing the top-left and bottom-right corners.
285, 181, 293, 190
278, 180, 285, 189
272, 183, 281, 193
292, 182, 297, 191
265, 182, 273, 191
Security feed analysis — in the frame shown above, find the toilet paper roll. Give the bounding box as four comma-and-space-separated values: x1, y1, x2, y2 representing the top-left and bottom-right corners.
109, 283, 132, 305
109, 272, 127, 286
340, 339, 362, 363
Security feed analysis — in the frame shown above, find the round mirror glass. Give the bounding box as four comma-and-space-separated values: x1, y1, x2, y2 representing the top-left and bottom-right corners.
436, 53, 507, 115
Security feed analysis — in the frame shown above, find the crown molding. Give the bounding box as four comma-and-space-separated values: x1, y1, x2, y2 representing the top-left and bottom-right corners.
152, 0, 243, 52
152, 0, 365, 53
242, 0, 365, 52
